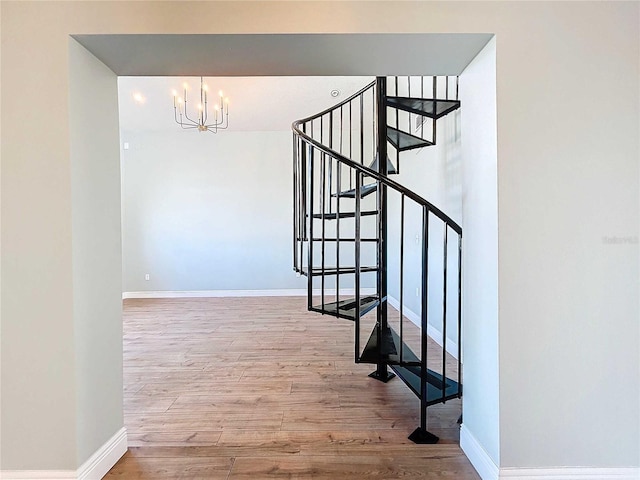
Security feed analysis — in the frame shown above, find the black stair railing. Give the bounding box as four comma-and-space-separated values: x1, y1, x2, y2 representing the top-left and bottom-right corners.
292, 76, 462, 444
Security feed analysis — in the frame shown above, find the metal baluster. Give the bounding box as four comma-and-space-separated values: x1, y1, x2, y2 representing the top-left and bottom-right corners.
349, 100, 353, 189
301, 124, 307, 268
354, 171, 362, 362
307, 145, 315, 310
320, 152, 326, 310
457, 233, 463, 396
432, 76, 437, 145
442, 225, 448, 404
420, 207, 430, 433
293, 132, 298, 271
408, 76, 412, 133
360, 93, 364, 166
456, 76, 460, 101
421, 76, 424, 139
329, 112, 333, 214
336, 154, 341, 310
372, 86, 376, 169
399, 194, 405, 364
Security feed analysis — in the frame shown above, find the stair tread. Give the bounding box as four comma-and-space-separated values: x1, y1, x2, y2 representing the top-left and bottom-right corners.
386, 97, 461, 119
360, 324, 420, 366
368, 153, 397, 175
312, 295, 380, 321
311, 237, 379, 242
310, 266, 379, 275
390, 364, 461, 405
332, 183, 377, 199
359, 325, 461, 403
386, 126, 434, 152
311, 210, 377, 220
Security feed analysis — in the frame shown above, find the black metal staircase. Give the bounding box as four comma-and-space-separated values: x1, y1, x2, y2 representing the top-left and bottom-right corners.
292, 76, 462, 444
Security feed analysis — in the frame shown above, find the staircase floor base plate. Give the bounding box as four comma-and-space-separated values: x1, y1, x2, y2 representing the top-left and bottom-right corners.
408, 427, 439, 444
368, 369, 396, 383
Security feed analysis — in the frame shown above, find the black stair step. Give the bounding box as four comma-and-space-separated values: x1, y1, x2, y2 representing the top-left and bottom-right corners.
359, 325, 461, 404
368, 153, 397, 175
312, 295, 380, 321
310, 266, 379, 276
360, 324, 421, 366
311, 210, 378, 220
386, 97, 461, 120
386, 126, 434, 152
390, 364, 461, 406
332, 183, 377, 199
311, 237, 379, 242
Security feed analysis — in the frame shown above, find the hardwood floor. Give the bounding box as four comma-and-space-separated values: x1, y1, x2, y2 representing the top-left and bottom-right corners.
105, 297, 479, 479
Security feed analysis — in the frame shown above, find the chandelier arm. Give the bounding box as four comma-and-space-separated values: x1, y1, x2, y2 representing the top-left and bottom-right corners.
182, 100, 200, 126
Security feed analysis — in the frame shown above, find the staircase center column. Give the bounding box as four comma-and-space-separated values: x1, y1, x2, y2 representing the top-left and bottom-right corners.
370, 76, 395, 383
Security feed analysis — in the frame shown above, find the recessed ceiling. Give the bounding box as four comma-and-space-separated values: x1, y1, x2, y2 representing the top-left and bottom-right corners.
119, 76, 374, 132
74, 34, 494, 77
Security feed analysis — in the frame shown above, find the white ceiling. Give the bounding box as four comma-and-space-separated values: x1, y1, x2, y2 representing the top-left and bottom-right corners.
118, 76, 374, 132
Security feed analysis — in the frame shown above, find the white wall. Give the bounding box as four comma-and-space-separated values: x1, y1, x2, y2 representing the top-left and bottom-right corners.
121, 129, 305, 293
459, 37, 500, 466
1, 1, 638, 476
69, 40, 124, 466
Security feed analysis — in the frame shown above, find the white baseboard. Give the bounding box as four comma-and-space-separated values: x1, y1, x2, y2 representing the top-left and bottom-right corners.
0, 472, 76, 480
387, 295, 459, 359
1, 427, 127, 480
460, 424, 500, 480
460, 425, 639, 480
123, 288, 376, 299
77, 427, 127, 480
499, 467, 640, 479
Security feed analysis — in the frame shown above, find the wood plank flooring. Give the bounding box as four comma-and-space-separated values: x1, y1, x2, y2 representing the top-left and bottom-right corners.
105, 297, 479, 479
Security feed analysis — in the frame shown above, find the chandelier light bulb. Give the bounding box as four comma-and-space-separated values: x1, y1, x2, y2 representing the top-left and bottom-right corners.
183, 82, 189, 90
172, 89, 177, 97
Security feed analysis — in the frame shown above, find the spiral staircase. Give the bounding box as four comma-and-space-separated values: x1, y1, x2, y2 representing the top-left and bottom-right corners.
292, 76, 462, 444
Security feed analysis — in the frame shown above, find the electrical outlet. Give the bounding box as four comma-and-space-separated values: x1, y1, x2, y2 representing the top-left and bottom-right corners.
415, 287, 419, 297
145, 274, 150, 281
415, 234, 420, 244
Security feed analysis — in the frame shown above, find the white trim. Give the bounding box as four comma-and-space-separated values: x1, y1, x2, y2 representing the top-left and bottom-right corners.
122, 288, 376, 299
0, 472, 76, 480
499, 467, 640, 479
1, 428, 127, 480
459, 426, 639, 480
77, 427, 127, 480
460, 424, 500, 480
387, 295, 459, 359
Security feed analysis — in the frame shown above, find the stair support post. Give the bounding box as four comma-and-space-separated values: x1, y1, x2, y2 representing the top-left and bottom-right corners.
369, 76, 395, 384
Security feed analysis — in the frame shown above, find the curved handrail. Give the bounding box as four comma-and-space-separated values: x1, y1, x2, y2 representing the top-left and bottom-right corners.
292, 123, 462, 235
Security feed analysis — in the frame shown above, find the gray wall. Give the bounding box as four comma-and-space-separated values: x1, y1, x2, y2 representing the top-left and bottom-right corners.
120, 129, 306, 292
69, 40, 124, 466
0, 1, 638, 474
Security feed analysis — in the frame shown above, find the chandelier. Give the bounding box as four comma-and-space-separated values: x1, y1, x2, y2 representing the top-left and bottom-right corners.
172, 77, 229, 133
